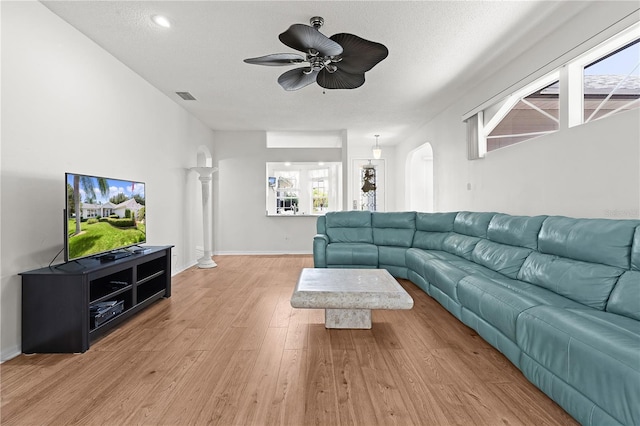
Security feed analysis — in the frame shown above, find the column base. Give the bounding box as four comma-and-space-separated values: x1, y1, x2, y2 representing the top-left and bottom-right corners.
325, 308, 371, 329
197, 256, 217, 269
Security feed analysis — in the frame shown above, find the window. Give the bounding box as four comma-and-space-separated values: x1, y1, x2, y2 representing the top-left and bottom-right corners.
583, 39, 640, 123
483, 75, 559, 152
266, 162, 342, 215
274, 172, 299, 214
466, 23, 639, 156
310, 168, 329, 213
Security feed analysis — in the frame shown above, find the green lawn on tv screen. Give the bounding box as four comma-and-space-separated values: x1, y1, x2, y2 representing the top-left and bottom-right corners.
67, 220, 146, 259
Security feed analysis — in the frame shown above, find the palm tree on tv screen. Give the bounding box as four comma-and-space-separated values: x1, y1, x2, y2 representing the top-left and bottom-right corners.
72, 175, 109, 235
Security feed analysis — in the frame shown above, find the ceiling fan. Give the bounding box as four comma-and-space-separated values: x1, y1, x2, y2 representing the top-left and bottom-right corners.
244, 16, 388, 91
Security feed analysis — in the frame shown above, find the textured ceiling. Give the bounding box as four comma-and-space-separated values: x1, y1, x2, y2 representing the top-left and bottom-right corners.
41, 1, 586, 147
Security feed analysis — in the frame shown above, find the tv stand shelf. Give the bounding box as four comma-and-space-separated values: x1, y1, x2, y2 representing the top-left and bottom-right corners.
20, 245, 173, 354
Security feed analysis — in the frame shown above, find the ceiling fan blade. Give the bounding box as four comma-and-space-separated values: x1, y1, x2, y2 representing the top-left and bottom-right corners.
329, 33, 388, 74
278, 67, 319, 91
279, 24, 343, 57
316, 69, 365, 90
243, 53, 306, 66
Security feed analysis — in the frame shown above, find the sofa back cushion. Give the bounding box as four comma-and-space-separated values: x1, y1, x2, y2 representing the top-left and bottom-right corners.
606, 270, 640, 320
416, 212, 457, 232
517, 252, 624, 310
442, 234, 481, 261
413, 212, 457, 250
453, 212, 496, 238
325, 211, 373, 243
471, 240, 532, 279
538, 216, 639, 269
632, 226, 640, 271
372, 212, 416, 247
487, 214, 547, 250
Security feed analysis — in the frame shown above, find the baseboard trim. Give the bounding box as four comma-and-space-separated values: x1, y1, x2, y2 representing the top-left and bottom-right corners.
172, 260, 198, 276
213, 251, 313, 256
1, 345, 21, 363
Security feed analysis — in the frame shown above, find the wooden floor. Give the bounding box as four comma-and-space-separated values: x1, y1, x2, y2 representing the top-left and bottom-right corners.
1, 255, 577, 425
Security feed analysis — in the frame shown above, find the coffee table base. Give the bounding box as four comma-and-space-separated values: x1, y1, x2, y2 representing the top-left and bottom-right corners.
325, 308, 371, 329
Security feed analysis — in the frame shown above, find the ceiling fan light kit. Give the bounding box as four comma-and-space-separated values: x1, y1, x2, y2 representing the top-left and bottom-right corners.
244, 16, 388, 91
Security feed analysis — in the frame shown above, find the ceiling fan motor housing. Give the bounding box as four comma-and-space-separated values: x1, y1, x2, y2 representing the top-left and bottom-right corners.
310, 16, 324, 29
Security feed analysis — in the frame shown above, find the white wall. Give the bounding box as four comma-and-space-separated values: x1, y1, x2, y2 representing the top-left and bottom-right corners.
211, 132, 401, 252
395, 2, 640, 219
0, 1, 214, 360
211, 131, 343, 254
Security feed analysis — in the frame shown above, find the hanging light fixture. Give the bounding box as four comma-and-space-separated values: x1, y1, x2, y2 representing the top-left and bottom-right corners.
372, 134, 382, 159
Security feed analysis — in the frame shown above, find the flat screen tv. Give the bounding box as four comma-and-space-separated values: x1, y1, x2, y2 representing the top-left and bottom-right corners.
65, 172, 146, 262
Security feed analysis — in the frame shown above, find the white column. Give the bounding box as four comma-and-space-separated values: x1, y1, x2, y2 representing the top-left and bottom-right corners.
191, 166, 218, 268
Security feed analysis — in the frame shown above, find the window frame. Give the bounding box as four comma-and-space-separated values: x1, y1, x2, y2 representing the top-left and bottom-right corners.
265, 162, 342, 216
567, 22, 640, 127
482, 72, 560, 152
466, 22, 639, 157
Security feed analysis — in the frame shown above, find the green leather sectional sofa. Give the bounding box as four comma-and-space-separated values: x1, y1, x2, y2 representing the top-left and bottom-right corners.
313, 211, 640, 426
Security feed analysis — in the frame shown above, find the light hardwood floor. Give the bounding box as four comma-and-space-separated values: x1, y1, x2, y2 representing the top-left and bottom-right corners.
1, 255, 577, 425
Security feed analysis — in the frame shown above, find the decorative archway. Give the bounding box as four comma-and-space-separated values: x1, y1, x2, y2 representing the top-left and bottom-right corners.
196, 145, 213, 167
405, 143, 434, 212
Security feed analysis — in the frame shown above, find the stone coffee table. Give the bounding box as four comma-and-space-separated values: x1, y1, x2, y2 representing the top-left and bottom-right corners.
290, 268, 414, 329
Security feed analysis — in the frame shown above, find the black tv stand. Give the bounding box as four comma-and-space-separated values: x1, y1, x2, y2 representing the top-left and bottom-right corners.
20, 245, 173, 354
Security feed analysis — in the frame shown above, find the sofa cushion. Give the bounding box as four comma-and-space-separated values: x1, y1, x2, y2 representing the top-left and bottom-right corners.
423, 258, 504, 303
325, 211, 373, 244
458, 275, 587, 342
378, 246, 409, 268
442, 233, 481, 260
412, 231, 451, 251
471, 239, 532, 279
487, 214, 547, 250
413, 212, 457, 251
450, 259, 507, 281
517, 252, 624, 310
477, 276, 589, 310
517, 306, 640, 426
406, 248, 460, 277
453, 211, 496, 238
458, 276, 541, 341
538, 216, 639, 269
607, 270, 640, 321
422, 259, 468, 302
326, 243, 377, 266
416, 212, 457, 232
372, 212, 416, 247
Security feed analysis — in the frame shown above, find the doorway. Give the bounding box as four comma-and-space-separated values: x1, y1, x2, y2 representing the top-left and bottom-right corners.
406, 143, 434, 212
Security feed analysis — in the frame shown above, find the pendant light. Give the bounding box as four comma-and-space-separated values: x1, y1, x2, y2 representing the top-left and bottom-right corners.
372, 134, 382, 159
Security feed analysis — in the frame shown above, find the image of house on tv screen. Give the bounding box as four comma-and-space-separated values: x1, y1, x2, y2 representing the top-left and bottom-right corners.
66, 173, 146, 260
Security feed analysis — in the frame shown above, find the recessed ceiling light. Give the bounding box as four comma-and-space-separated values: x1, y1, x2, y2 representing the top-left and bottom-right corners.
151, 15, 171, 29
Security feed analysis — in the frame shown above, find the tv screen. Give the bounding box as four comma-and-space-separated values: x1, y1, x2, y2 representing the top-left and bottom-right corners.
65, 173, 146, 262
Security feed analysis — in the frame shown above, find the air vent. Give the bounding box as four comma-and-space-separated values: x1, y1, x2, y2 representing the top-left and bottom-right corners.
176, 92, 196, 101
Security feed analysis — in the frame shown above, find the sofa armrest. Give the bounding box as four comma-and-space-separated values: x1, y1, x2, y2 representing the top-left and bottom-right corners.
313, 234, 329, 267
